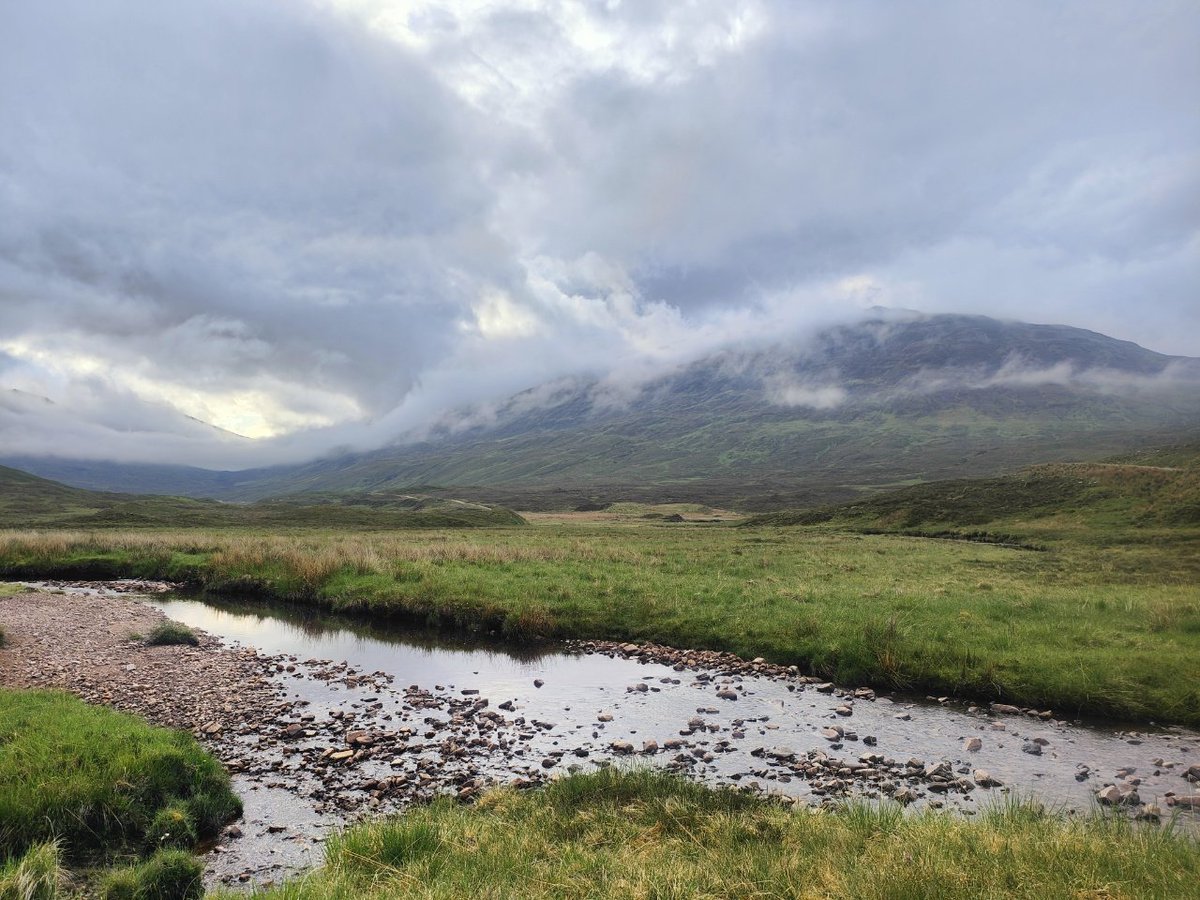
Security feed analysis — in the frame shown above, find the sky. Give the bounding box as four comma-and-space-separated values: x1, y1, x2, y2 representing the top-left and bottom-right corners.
1, 0, 1197, 467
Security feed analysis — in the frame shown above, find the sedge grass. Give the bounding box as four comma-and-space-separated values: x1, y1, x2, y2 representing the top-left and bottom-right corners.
226, 768, 1200, 900
1, 521, 1198, 724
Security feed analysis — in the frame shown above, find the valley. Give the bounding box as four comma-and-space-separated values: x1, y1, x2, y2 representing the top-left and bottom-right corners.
1, 441, 1199, 896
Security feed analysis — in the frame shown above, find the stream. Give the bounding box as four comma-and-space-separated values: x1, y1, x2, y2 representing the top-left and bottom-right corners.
128, 592, 1200, 886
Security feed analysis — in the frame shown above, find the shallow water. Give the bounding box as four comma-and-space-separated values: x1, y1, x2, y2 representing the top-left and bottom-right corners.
147, 594, 1200, 825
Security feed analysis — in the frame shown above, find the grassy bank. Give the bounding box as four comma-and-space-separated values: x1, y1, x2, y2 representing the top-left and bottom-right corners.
2, 519, 1198, 725
0, 688, 240, 897
221, 768, 1200, 899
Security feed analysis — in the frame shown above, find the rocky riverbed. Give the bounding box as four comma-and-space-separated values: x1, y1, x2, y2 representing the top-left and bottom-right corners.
2, 581, 1198, 889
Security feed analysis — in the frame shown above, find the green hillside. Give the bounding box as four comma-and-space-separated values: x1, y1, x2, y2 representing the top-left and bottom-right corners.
744, 443, 1200, 537
0, 466, 526, 529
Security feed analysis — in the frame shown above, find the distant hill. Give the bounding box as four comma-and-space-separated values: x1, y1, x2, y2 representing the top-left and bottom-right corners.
0, 466, 526, 529
7, 313, 1200, 509
743, 443, 1200, 537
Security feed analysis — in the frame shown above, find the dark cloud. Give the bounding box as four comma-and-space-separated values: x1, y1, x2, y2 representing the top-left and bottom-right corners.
0, 0, 1196, 466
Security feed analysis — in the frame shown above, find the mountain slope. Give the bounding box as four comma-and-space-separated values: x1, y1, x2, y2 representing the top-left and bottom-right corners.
7, 313, 1200, 507
744, 443, 1200, 537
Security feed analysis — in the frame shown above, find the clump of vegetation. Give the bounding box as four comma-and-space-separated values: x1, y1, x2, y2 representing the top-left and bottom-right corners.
97, 849, 203, 900
0, 689, 240, 866
144, 803, 199, 850
0, 841, 64, 900
143, 622, 199, 647
231, 769, 1200, 900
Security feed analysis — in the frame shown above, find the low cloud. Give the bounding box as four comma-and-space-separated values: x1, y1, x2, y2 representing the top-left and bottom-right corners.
763, 376, 847, 410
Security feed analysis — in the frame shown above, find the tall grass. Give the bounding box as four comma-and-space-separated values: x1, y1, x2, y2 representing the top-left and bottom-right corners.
0, 842, 63, 900
226, 769, 1200, 899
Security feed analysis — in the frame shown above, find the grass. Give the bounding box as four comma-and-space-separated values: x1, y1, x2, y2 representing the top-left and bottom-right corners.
143, 622, 198, 647
0, 516, 1197, 725
221, 768, 1200, 900
0, 841, 63, 900
0, 689, 240, 867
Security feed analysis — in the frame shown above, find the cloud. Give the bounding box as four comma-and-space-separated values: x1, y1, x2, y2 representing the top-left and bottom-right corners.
0, 0, 1196, 467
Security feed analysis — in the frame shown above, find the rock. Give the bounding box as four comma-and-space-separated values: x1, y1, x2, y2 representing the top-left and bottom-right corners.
767, 747, 797, 761
1135, 804, 1162, 822
282, 723, 305, 739
533, 679, 544, 688
991, 703, 1022, 715
893, 712, 911, 721
202, 722, 222, 735
224, 825, 243, 839
597, 712, 614, 722
1096, 785, 1140, 806
835, 706, 853, 717
973, 769, 1001, 788
628, 683, 649, 693
964, 737, 982, 752
924, 761, 950, 779
815, 683, 835, 693
642, 740, 659, 754
345, 730, 376, 747
540, 757, 556, 769
820, 728, 842, 741
1022, 741, 1042, 756
717, 689, 738, 701
1166, 795, 1200, 808
1184, 765, 1200, 781
611, 740, 635, 754
329, 750, 354, 762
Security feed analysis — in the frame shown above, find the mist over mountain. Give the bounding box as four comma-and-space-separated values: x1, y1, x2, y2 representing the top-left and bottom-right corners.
8, 313, 1199, 509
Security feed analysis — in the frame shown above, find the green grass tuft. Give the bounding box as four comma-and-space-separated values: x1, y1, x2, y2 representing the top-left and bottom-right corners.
97, 849, 204, 900
0, 689, 240, 865
0, 841, 64, 900
143, 622, 199, 647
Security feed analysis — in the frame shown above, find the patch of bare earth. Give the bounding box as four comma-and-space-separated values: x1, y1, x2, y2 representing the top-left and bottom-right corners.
0, 588, 288, 741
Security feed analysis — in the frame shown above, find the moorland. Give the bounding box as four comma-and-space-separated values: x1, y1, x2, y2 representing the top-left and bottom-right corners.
1, 443, 1198, 897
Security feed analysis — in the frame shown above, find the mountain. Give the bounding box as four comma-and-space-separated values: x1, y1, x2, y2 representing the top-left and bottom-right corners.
6, 313, 1200, 509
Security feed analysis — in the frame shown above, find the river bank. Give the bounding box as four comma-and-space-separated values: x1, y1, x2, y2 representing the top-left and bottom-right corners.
3, 581, 1199, 891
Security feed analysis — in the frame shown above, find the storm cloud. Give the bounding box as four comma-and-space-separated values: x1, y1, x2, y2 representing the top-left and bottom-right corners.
1, 0, 1196, 466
